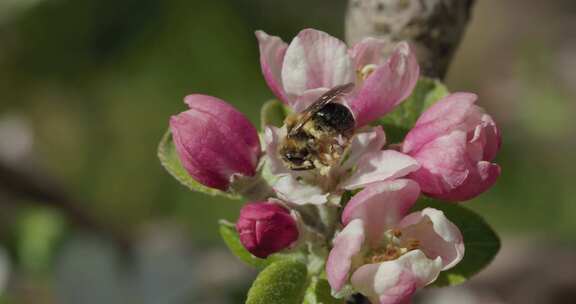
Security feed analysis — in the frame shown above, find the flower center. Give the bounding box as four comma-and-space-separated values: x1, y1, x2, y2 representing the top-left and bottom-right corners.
364, 229, 420, 264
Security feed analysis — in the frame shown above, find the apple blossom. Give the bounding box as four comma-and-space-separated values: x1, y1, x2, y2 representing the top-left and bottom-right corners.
170, 94, 261, 191
403, 93, 502, 201
236, 201, 299, 258
159, 26, 502, 304
256, 29, 419, 125
256, 29, 421, 205
326, 179, 464, 304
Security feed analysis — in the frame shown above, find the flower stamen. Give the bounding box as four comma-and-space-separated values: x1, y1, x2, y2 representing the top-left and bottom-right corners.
356, 64, 378, 83
405, 238, 420, 251
364, 230, 421, 264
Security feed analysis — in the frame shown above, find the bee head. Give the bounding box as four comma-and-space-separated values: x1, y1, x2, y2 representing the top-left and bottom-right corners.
279, 142, 315, 170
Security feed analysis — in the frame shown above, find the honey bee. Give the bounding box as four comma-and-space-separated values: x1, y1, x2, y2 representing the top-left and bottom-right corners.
279, 83, 356, 171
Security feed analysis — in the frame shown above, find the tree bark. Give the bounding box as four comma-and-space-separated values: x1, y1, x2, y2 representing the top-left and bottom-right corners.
345, 0, 475, 79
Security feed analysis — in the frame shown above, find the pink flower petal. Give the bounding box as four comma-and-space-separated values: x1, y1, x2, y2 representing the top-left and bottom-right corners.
436, 161, 501, 202
351, 250, 442, 304
342, 179, 420, 246
475, 114, 502, 162
413, 93, 478, 127
403, 92, 502, 201
236, 201, 299, 258
170, 95, 260, 190
403, 93, 478, 154
349, 42, 419, 127
350, 37, 387, 69
281, 28, 354, 98
352, 262, 415, 304
340, 126, 386, 171
326, 219, 366, 292
182, 96, 260, 157
408, 130, 501, 202
256, 30, 289, 104
411, 130, 469, 191
398, 208, 464, 270
341, 150, 420, 190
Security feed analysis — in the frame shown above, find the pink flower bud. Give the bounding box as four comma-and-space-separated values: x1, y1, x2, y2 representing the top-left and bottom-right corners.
170, 94, 261, 191
403, 93, 502, 201
236, 202, 299, 258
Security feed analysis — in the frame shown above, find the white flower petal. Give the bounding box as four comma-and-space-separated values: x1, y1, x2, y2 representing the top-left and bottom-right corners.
340, 126, 386, 171
398, 208, 465, 270
342, 150, 420, 190
273, 175, 328, 205
326, 219, 366, 292
263, 126, 289, 175
281, 29, 354, 97
351, 250, 442, 304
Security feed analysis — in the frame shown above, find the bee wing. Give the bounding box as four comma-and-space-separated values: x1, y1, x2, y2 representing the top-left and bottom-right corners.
289, 83, 354, 135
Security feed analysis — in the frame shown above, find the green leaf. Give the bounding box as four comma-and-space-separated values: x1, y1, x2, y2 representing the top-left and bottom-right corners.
219, 221, 268, 269
304, 277, 343, 304
157, 130, 240, 199
412, 199, 501, 287
375, 77, 449, 143
260, 99, 291, 129
246, 260, 308, 304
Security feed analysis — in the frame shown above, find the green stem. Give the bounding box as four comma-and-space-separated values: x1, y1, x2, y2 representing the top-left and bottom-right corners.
230, 174, 274, 201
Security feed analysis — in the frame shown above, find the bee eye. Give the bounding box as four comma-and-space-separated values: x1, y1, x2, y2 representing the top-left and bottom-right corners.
285, 154, 303, 164
283, 149, 311, 166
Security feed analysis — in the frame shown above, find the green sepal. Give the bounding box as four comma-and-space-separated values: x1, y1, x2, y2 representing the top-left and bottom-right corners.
412, 198, 501, 287
303, 277, 344, 304
375, 77, 449, 143
246, 260, 308, 304
157, 130, 241, 199
260, 99, 291, 129
219, 221, 268, 268
219, 221, 307, 270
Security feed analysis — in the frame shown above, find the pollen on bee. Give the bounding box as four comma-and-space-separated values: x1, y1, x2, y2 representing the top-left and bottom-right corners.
283, 114, 298, 127
392, 229, 402, 238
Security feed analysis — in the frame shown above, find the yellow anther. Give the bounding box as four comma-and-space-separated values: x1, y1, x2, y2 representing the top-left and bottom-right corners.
359, 64, 378, 80
356, 64, 378, 84
406, 238, 420, 250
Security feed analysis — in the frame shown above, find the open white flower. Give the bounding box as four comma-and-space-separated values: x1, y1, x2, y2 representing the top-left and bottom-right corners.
326, 180, 464, 304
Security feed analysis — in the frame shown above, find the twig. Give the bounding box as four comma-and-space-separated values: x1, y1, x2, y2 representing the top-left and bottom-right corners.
0, 161, 131, 249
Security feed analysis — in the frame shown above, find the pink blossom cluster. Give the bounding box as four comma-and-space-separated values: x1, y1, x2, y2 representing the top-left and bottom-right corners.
168, 29, 501, 303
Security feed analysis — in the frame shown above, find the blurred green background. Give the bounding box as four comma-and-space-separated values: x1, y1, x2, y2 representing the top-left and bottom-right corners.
0, 0, 574, 303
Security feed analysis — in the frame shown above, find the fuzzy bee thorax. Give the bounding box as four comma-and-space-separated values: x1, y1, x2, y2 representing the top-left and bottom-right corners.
278, 83, 356, 172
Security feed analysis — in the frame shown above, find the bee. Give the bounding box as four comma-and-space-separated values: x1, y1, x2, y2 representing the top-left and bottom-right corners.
279, 83, 356, 171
